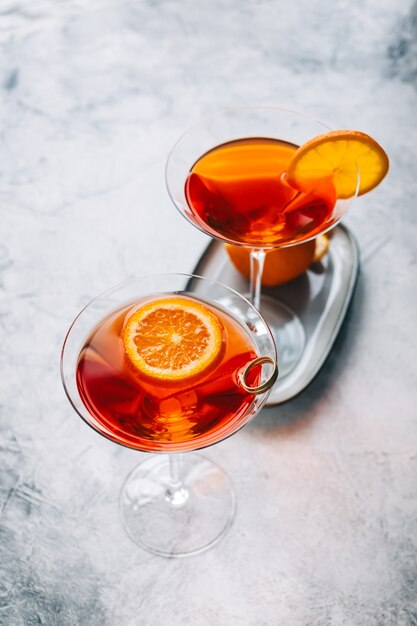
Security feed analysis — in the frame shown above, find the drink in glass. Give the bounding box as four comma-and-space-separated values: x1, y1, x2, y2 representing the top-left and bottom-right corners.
185, 137, 337, 247
77, 295, 263, 452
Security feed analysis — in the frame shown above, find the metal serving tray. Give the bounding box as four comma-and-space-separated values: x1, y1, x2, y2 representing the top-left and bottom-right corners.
192, 224, 360, 405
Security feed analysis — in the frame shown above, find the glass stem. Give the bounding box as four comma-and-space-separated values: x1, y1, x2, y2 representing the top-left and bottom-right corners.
249, 248, 266, 310
166, 453, 189, 508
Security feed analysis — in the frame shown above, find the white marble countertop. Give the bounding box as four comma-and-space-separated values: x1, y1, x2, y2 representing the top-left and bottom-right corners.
1, 1, 417, 624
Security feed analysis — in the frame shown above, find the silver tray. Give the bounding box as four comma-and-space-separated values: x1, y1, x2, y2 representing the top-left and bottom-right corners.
192, 224, 360, 405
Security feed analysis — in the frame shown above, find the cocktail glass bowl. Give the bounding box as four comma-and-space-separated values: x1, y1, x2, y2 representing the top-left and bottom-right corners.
61, 273, 277, 557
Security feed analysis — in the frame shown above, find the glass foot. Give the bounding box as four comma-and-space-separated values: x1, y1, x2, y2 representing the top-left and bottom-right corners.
257, 295, 305, 379
119, 453, 236, 557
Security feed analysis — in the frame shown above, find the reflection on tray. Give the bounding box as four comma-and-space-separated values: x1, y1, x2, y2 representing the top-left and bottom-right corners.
192, 224, 359, 406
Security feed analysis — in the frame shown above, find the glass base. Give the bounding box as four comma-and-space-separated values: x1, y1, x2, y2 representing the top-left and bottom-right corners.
119, 453, 236, 557
257, 295, 305, 379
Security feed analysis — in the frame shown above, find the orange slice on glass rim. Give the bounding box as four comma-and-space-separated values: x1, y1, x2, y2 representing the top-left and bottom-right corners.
122, 296, 223, 381
285, 130, 389, 199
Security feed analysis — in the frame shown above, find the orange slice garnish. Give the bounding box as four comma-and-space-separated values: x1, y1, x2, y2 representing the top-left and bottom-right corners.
285, 130, 389, 199
122, 296, 223, 381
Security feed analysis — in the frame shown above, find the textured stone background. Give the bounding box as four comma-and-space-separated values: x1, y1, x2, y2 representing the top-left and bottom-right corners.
0, 0, 416, 624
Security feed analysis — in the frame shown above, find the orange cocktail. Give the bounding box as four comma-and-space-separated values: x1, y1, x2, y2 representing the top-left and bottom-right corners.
76, 295, 260, 452
185, 137, 336, 247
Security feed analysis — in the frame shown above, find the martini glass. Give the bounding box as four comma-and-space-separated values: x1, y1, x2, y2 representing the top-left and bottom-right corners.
166, 106, 358, 379
61, 273, 277, 557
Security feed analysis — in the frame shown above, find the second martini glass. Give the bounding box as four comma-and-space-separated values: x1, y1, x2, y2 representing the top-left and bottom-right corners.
166, 106, 358, 379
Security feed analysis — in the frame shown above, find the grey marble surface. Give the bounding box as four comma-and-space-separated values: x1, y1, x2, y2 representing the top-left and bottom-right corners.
1, 0, 417, 624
